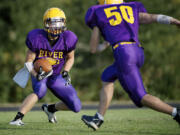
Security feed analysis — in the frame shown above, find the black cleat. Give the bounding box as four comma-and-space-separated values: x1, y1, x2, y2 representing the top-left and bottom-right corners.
173, 108, 180, 125
42, 104, 57, 123
81, 114, 104, 131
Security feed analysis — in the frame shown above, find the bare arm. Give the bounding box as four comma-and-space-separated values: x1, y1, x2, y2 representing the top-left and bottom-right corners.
63, 50, 75, 72
25, 49, 36, 62
171, 18, 180, 28
25, 49, 37, 77
139, 13, 158, 24
139, 12, 180, 28
90, 26, 100, 53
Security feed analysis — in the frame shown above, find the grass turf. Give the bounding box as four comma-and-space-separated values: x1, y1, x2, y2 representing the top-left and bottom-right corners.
0, 109, 179, 135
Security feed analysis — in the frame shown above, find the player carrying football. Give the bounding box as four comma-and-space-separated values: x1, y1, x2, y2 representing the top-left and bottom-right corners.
10, 7, 81, 126
81, 0, 180, 130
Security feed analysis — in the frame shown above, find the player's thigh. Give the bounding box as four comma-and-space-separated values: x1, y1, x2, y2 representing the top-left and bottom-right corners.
117, 66, 147, 107
31, 76, 48, 99
47, 75, 81, 112
101, 63, 118, 82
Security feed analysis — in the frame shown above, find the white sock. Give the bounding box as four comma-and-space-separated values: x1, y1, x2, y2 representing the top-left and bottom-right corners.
96, 112, 104, 120
172, 108, 177, 118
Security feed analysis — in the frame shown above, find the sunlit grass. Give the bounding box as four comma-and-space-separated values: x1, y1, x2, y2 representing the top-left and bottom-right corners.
0, 109, 179, 135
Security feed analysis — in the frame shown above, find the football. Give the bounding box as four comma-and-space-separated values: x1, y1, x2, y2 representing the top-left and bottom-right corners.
34, 59, 52, 73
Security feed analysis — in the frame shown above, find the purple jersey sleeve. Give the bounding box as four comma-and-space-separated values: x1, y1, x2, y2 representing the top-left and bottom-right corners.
63, 31, 78, 52
26, 37, 34, 52
26, 30, 36, 52
25, 29, 42, 52
85, 7, 97, 29
135, 2, 147, 13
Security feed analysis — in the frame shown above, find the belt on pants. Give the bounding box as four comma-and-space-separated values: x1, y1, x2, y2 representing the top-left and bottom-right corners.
112, 42, 142, 50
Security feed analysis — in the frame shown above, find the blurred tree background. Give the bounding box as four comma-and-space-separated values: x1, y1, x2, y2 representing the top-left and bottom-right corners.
0, 0, 179, 103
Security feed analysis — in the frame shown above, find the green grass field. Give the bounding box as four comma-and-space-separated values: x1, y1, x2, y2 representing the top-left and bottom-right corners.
0, 109, 180, 135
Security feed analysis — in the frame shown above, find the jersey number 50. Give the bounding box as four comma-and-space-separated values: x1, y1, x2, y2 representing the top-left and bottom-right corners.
104, 6, 134, 26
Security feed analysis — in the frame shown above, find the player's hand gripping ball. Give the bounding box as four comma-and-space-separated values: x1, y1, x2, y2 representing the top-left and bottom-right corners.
34, 59, 52, 73
34, 59, 53, 81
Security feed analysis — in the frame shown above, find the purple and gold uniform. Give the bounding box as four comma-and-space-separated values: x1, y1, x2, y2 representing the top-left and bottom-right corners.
26, 29, 81, 112
85, 2, 147, 107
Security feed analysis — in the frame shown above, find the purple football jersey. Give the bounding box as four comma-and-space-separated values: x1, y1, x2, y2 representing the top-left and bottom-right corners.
85, 2, 147, 45
26, 29, 78, 75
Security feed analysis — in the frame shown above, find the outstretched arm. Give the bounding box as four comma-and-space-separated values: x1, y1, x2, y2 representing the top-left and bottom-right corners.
139, 12, 180, 27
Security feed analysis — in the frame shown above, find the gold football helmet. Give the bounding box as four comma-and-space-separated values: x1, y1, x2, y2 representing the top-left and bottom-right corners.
98, 0, 123, 5
98, 0, 105, 5
43, 7, 66, 38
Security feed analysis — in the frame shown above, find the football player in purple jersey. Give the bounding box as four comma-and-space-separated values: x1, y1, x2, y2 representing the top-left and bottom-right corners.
81, 0, 180, 130
9, 7, 81, 126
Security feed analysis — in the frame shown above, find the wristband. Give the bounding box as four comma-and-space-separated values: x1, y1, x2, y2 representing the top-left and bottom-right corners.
157, 14, 172, 24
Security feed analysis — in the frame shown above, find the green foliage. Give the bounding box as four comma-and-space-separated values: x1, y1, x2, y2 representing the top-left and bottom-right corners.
0, 0, 180, 102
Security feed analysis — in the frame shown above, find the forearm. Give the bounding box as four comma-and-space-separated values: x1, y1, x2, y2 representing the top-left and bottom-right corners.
139, 13, 180, 27
63, 57, 74, 72
63, 50, 75, 72
90, 27, 100, 53
139, 13, 158, 24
